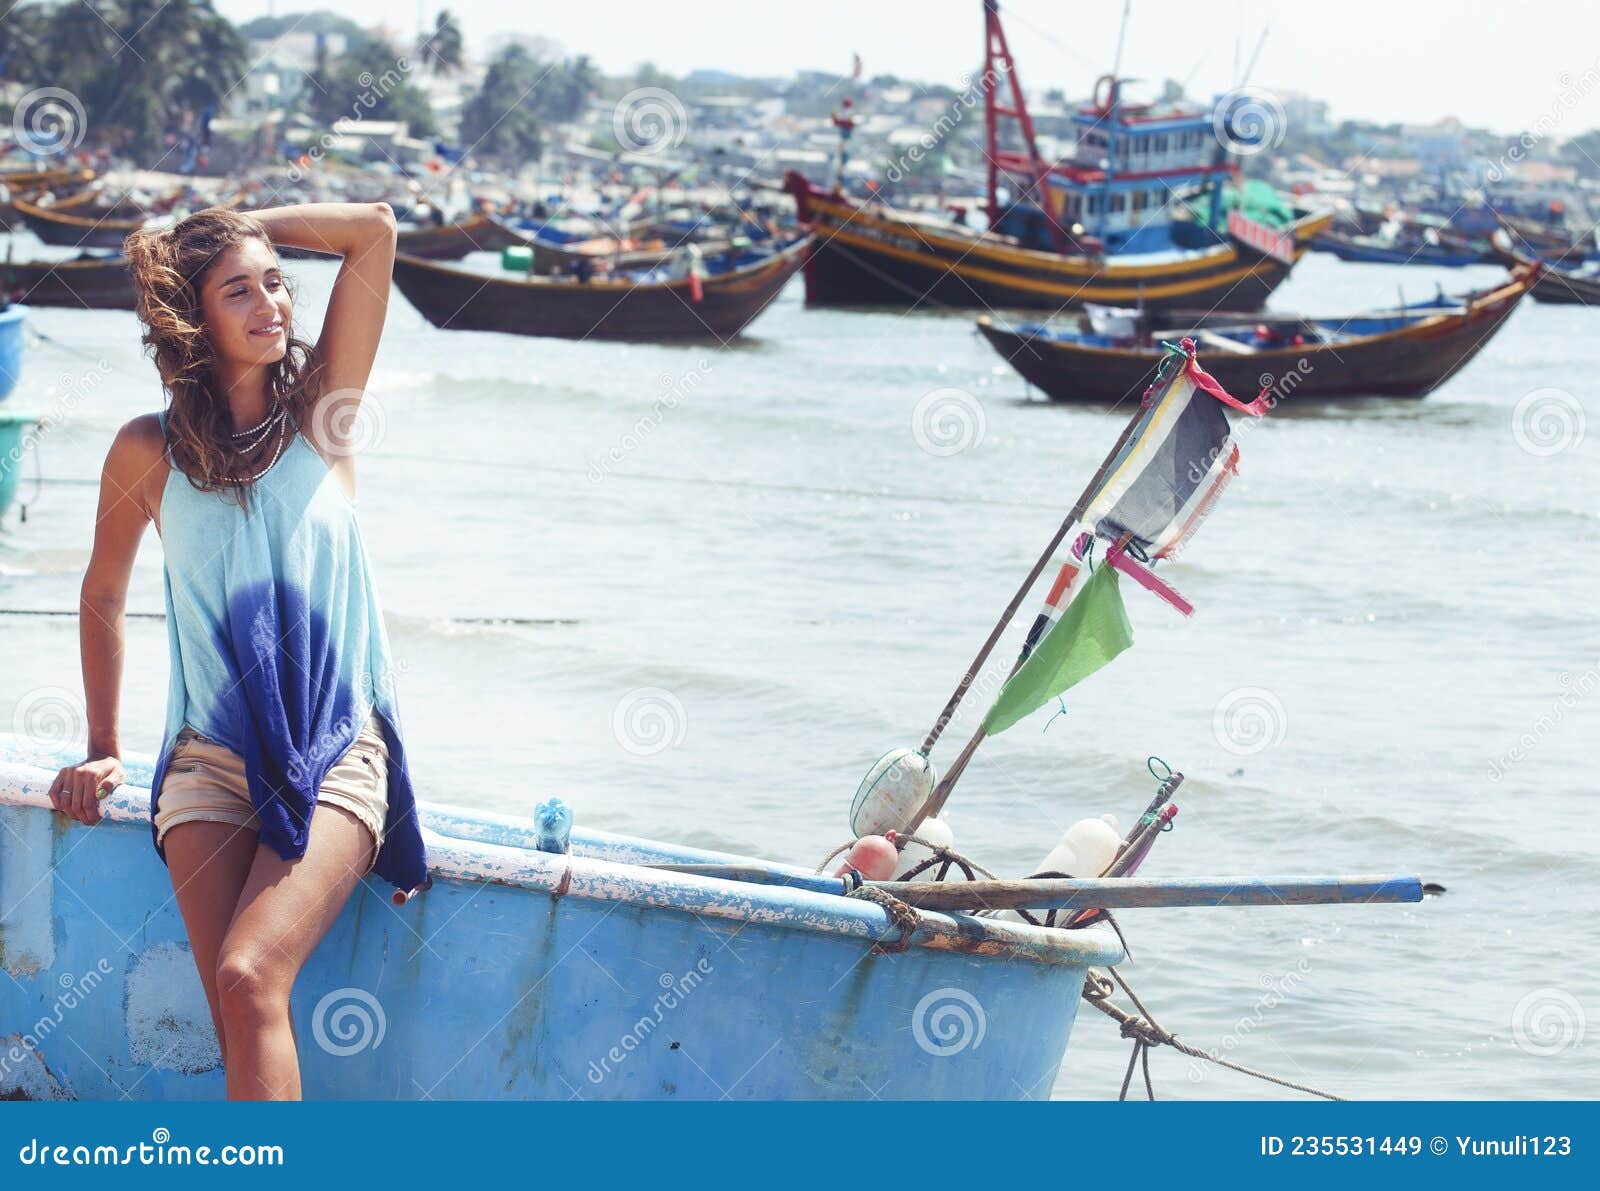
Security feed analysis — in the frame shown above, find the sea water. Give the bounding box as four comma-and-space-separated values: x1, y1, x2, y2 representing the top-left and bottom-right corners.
2, 245, 1594, 1100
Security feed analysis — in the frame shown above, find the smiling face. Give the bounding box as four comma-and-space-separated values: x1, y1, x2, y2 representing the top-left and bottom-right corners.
198, 236, 292, 368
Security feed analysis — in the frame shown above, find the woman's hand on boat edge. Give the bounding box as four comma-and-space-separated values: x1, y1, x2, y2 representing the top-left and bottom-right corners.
48, 755, 125, 826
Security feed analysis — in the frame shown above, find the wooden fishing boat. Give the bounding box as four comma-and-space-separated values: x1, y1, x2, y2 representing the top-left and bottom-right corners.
274, 213, 529, 263
1511, 254, 1600, 306
786, 174, 1328, 312
781, 3, 1329, 313
0, 734, 1127, 1100
1311, 229, 1482, 267
394, 213, 527, 260
977, 264, 1537, 402
12, 195, 147, 249
0, 166, 96, 230
0, 253, 136, 310
390, 236, 813, 341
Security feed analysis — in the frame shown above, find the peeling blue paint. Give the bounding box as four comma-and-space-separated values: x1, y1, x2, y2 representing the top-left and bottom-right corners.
0, 738, 1121, 1100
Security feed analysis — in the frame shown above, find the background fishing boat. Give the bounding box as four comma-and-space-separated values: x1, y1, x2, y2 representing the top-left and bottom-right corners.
1311, 227, 1483, 267
12, 195, 154, 249
784, 2, 1329, 313
0, 253, 137, 310
1510, 254, 1600, 306
976, 265, 1536, 401
274, 212, 528, 261
390, 236, 813, 341
0, 166, 96, 230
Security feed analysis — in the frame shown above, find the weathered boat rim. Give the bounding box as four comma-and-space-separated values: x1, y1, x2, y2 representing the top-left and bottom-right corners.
0, 750, 1123, 968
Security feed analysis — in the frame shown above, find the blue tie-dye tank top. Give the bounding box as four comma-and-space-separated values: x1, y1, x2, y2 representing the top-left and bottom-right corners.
149, 407, 428, 893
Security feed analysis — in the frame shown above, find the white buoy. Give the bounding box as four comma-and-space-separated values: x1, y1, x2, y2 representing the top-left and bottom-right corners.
895, 816, 954, 881
850, 748, 938, 837
998, 814, 1121, 923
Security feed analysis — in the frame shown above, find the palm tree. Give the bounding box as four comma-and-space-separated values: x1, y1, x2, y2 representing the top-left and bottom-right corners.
417, 10, 464, 77
38, 0, 247, 164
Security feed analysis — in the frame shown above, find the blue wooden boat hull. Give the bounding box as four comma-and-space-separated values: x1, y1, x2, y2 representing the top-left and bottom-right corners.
0, 736, 1121, 1100
0, 305, 25, 403
1313, 234, 1480, 267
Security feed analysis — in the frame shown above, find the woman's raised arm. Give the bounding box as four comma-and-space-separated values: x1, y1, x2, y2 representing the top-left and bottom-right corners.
250, 202, 398, 468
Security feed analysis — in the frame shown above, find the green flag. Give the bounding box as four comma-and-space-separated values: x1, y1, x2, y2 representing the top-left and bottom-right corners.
982, 564, 1134, 735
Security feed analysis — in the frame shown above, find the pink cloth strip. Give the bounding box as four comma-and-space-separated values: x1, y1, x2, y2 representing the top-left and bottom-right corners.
1178, 337, 1273, 416
1106, 541, 1195, 617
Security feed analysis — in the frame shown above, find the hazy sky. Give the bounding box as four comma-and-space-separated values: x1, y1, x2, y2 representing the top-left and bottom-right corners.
217, 0, 1600, 136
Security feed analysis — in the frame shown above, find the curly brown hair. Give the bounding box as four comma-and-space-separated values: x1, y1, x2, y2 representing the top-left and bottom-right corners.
123, 207, 324, 509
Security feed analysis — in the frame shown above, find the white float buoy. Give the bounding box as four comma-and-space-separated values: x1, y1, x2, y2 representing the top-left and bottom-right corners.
850, 747, 938, 837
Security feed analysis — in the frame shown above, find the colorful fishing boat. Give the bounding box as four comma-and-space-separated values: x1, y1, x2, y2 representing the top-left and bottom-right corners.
390, 236, 812, 341
0, 254, 137, 310
976, 265, 1536, 402
782, 2, 1329, 312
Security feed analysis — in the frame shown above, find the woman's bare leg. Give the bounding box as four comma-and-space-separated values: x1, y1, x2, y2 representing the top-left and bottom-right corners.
161, 821, 261, 1067
214, 805, 376, 1101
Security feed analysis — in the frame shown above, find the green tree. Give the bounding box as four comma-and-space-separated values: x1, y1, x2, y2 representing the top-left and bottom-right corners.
37, 0, 247, 163
458, 44, 544, 163
416, 10, 464, 76
0, 2, 50, 82
309, 37, 438, 138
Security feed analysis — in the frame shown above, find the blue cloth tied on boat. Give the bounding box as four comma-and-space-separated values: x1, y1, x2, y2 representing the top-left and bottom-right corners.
149, 408, 428, 892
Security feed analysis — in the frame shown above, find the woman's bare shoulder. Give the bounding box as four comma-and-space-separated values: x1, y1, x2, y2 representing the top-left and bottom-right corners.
110, 413, 168, 467
102, 414, 171, 520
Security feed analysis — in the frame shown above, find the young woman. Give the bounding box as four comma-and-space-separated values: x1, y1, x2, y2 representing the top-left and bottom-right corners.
47, 202, 429, 1100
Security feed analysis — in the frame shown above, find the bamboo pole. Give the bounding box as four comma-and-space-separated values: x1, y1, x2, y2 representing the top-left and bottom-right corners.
904, 405, 1150, 835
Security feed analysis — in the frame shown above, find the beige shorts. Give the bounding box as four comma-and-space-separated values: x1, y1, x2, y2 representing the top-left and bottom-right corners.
154, 713, 390, 869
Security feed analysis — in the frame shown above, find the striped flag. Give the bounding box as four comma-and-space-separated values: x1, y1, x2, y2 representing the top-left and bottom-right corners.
1015, 559, 1082, 664
1082, 342, 1267, 560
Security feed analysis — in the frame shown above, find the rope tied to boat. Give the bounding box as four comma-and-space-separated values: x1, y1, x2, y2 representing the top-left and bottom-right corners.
845, 885, 922, 954
1082, 964, 1344, 1101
